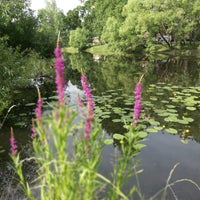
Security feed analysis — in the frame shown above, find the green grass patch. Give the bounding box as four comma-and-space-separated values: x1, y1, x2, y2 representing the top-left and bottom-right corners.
85, 44, 123, 55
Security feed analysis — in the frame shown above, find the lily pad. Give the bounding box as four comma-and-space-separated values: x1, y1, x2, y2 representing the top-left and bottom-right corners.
149, 119, 160, 126
137, 131, 148, 138
164, 116, 178, 122
176, 119, 189, 124
186, 106, 196, 111
158, 112, 170, 117
104, 139, 114, 145
166, 108, 177, 113
182, 117, 194, 122
154, 126, 164, 131
146, 128, 158, 133
112, 119, 122, 123
166, 128, 178, 134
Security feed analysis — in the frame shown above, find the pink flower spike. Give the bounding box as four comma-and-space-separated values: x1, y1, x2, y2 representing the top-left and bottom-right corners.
78, 94, 84, 107
133, 81, 142, 126
35, 87, 43, 121
54, 34, 65, 105
80, 73, 95, 141
10, 127, 17, 156
31, 119, 37, 139
81, 74, 94, 115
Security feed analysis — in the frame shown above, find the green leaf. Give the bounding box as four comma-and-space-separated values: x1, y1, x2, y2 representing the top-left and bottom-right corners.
149, 119, 160, 126
156, 92, 164, 96
134, 143, 146, 150
181, 139, 188, 144
113, 134, 125, 140
104, 139, 114, 145
166, 128, 178, 134
150, 96, 158, 101
166, 108, 177, 113
154, 126, 164, 131
154, 109, 165, 114
161, 100, 169, 104
158, 112, 170, 117
146, 128, 158, 133
137, 131, 148, 138
164, 117, 176, 122
186, 106, 196, 111
182, 117, 194, 122
112, 119, 122, 123
166, 105, 176, 108
101, 115, 110, 119
177, 119, 189, 124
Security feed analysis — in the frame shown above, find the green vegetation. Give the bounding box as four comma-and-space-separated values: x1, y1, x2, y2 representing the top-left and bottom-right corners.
67, 0, 200, 53
1, 0, 200, 55
0, 40, 53, 114
9, 45, 147, 199
9, 52, 200, 200
1, 1, 200, 199
85, 44, 122, 55
62, 47, 79, 53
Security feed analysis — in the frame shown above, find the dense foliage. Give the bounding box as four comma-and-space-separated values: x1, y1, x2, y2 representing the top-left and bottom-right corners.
2, 0, 200, 54
69, 0, 200, 52
0, 0, 81, 56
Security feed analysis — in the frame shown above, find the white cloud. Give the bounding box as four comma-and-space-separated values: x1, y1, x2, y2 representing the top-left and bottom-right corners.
30, 0, 81, 13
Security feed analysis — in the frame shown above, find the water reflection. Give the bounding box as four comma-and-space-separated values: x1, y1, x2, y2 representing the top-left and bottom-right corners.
136, 132, 200, 199
67, 52, 200, 94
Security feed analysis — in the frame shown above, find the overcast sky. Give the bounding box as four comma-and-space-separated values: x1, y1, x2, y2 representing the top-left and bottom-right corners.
30, 0, 81, 13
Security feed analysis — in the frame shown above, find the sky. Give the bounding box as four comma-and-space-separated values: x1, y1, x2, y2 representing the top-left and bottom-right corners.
30, 0, 81, 13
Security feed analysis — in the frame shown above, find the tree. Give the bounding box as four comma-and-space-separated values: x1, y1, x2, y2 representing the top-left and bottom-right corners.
69, 27, 90, 50
101, 17, 120, 47
118, 0, 200, 51
34, 0, 66, 57
63, 8, 82, 45
0, 0, 37, 51
93, 0, 127, 37
68, 0, 127, 48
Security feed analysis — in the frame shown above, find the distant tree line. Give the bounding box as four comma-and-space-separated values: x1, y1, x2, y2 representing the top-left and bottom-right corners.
0, 0, 81, 57
1, 0, 200, 55
69, 0, 200, 52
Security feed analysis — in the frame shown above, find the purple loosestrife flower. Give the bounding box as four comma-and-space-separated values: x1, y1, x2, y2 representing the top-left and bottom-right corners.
10, 127, 17, 156
77, 94, 84, 107
133, 81, 142, 126
81, 74, 94, 115
81, 74, 95, 140
54, 37, 65, 105
35, 87, 43, 121
32, 87, 43, 138
31, 119, 37, 139
84, 103, 93, 140
77, 94, 87, 118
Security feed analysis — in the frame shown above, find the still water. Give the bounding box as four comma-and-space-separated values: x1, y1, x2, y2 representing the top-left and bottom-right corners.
0, 52, 200, 199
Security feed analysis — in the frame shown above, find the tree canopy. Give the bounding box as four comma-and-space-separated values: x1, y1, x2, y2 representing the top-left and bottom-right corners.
1, 0, 200, 54
68, 0, 200, 52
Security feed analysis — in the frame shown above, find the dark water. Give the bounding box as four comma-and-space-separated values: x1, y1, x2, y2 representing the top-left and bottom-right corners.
0, 52, 200, 199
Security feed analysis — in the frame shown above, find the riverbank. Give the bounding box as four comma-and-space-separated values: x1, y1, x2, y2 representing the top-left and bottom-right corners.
63, 44, 200, 58
63, 44, 121, 55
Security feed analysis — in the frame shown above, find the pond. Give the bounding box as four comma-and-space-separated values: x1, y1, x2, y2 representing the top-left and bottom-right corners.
0, 52, 200, 199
